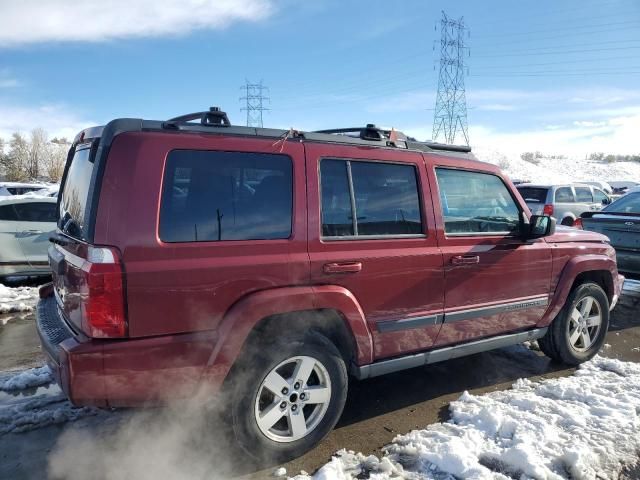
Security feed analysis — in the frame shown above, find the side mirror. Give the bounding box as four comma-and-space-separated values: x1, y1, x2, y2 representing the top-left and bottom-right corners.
602, 198, 611, 205
526, 214, 556, 239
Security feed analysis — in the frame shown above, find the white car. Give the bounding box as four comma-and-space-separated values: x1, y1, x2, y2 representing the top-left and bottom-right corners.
0, 196, 57, 278
0, 182, 48, 197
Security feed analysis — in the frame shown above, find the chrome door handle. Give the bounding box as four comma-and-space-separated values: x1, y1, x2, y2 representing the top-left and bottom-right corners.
451, 255, 480, 265
323, 262, 362, 274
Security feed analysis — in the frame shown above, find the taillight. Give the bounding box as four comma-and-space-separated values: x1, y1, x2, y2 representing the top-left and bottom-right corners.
574, 217, 583, 229
83, 246, 127, 338
543, 204, 554, 216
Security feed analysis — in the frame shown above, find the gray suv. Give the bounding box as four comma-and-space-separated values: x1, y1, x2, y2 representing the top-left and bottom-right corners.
516, 183, 611, 226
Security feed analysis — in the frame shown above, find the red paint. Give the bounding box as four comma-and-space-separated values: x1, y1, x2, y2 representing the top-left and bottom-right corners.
38, 128, 622, 407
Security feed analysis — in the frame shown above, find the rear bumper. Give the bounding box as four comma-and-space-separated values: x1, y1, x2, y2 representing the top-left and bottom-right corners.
616, 249, 640, 276
36, 290, 221, 407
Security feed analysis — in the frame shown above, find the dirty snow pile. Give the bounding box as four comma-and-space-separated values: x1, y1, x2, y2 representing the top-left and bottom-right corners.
291, 356, 640, 480
474, 147, 640, 185
0, 365, 52, 392
0, 283, 39, 315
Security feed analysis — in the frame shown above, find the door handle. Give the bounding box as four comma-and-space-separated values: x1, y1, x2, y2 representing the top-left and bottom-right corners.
451, 255, 480, 265
323, 262, 362, 274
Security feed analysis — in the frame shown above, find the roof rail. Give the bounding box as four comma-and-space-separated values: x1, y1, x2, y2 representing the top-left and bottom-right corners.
165, 106, 230, 128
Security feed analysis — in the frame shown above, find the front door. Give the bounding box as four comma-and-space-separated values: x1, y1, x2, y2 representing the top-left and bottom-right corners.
429, 161, 553, 347
305, 143, 444, 360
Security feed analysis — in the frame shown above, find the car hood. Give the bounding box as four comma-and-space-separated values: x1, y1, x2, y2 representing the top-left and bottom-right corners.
544, 225, 609, 244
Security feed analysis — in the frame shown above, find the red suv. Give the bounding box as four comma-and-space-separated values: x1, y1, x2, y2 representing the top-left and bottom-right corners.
37, 108, 624, 461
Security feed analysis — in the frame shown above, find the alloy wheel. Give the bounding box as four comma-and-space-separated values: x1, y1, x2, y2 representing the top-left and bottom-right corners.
567, 295, 602, 352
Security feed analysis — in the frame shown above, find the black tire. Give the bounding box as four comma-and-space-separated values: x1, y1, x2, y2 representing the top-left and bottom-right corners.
539, 282, 609, 365
561, 217, 575, 227
229, 331, 348, 463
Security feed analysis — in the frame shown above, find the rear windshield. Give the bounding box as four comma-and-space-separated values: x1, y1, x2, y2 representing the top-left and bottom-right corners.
516, 187, 548, 203
59, 144, 95, 239
605, 192, 640, 214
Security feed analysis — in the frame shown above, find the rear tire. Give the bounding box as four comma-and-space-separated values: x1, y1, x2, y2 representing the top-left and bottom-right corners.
229, 331, 348, 463
561, 217, 574, 226
539, 282, 609, 365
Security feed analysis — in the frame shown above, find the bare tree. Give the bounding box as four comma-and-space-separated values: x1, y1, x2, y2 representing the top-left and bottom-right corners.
3, 133, 30, 181
46, 137, 70, 182
26, 128, 48, 180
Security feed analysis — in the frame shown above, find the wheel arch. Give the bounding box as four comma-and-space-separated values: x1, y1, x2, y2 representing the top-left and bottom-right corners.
201, 285, 373, 389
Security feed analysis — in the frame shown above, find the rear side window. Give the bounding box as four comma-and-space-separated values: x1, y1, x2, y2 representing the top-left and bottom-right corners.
575, 187, 593, 203
0, 204, 17, 221
555, 187, 575, 203
59, 144, 94, 239
320, 159, 423, 238
13, 202, 57, 222
516, 187, 548, 203
436, 168, 521, 235
159, 150, 292, 242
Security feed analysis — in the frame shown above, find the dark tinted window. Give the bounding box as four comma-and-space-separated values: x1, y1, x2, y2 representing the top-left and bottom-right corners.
160, 150, 292, 242
516, 187, 548, 203
605, 192, 640, 214
59, 145, 93, 239
436, 168, 521, 235
0, 204, 18, 221
13, 202, 57, 222
7, 187, 42, 195
320, 159, 422, 237
555, 187, 574, 203
575, 187, 593, 202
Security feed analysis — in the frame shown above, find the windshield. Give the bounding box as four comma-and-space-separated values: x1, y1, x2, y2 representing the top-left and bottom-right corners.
58, 144, 95, 239
604, 192, 640, 214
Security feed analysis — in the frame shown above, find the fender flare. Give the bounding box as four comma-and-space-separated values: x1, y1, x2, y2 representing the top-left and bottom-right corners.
537, 254, 616, 327
202, 285, 373, 385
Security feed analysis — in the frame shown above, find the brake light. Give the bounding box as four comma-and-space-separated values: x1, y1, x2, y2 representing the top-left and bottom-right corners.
543, 204, 554, 216
574, 217, 583, 229
83, 246, 127, 338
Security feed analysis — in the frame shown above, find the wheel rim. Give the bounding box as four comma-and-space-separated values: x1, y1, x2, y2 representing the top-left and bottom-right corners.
254, 355, 332, 443
567, 295, 602, 352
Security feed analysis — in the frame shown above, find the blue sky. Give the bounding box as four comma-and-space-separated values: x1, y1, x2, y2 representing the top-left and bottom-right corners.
0, 0, 639, 154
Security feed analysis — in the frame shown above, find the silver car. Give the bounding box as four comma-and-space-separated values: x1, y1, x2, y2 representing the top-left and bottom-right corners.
0, 196, 57, 278
516, 183, 611, 226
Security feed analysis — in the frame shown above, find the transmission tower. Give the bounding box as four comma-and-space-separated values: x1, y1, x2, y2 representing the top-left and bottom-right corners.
432, 11, 469, 146
240, 80, 269, 127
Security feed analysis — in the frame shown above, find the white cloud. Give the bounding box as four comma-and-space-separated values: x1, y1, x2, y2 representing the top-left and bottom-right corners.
0, 103, 95, 141
0, 0, 273, 47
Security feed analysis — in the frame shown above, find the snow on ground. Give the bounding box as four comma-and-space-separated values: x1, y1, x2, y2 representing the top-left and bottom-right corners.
0, 283, 39, 316
474, 147, 640, 185
0, 365, 52, 392
291, 356, 640, 480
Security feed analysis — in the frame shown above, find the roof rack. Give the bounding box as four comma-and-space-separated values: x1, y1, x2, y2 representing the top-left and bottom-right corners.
158, 107, 472, 154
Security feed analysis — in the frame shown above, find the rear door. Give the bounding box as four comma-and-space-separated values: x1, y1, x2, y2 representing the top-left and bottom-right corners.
574, 186, 596, 216
306, 143, 444, 360
0, 204, 27, 270
430, 161, 552, 347
553, 186, 576, 222
13, 201, 57, 268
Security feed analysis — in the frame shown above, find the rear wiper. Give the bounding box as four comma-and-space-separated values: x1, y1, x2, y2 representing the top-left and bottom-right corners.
49, 232, 71, 246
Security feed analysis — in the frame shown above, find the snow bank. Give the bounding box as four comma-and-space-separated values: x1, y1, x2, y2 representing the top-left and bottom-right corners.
474, 147, 640, 185
0, 394, 96, 434
291, 356, 640, 480
0, 284, 39, 314
0, 365, 52, 392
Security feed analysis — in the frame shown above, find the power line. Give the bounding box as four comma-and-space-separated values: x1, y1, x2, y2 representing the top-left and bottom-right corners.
432, 11, 469, 146
474, 44, 640, 58
239, 80, 269, 127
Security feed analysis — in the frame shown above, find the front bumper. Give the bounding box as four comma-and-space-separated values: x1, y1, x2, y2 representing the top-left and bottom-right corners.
610, 273, 625, 311
36, 289, 221, 407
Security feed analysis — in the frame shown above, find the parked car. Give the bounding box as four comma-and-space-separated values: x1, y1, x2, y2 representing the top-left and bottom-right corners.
578, 191, 640, 275
581, 180, 613, 195
0, 182, 48, 196
37, 108, 623, 462
0, 196, 57, 279
516, 183, 611, 226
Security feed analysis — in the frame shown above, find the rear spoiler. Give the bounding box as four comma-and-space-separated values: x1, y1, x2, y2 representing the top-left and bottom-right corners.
581, 211, 640, 219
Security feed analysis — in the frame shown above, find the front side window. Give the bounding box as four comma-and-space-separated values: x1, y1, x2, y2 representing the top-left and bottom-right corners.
159, 150, 292, 242
320, 159, 423, 238
555, 187, 575, 203
436, 168, 521, 235
575, 187, 593, 203
593, 188, 608, 204
13, 202, 57, 222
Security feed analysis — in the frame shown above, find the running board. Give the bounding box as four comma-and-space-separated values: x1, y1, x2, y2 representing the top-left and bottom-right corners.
352, 328, 548, 380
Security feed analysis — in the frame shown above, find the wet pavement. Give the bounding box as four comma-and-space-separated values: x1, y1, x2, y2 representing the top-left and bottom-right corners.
0, 281, 638, 479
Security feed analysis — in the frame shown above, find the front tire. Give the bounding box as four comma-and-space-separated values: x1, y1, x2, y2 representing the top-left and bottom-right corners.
539, 282, 609, 365
230, 332, 348, 463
